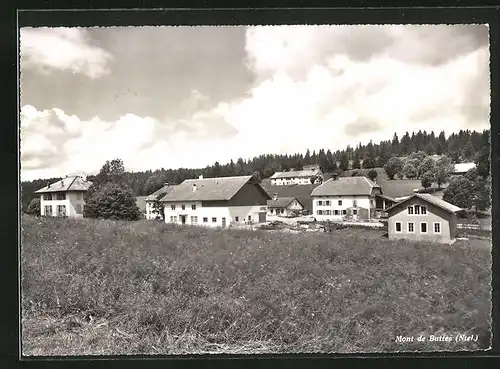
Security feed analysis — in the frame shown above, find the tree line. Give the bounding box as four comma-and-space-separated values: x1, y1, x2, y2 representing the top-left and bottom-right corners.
22, 128, 490, 213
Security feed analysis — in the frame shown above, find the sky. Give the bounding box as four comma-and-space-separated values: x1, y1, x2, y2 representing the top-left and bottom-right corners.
19, 25, 490, 181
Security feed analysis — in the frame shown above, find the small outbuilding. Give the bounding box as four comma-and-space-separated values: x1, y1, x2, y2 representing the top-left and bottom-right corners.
386, 193, 464, 244
267, 194, 305, 217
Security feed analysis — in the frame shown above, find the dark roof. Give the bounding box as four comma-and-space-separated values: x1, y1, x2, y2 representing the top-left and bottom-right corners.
386, 193, 463, 214
311, 176, 380, 197
34, 176, 92, 194
270, 169, 321, 179
160, 175, 270, 202
267, 197, 304, 209
145, 184, 175, 201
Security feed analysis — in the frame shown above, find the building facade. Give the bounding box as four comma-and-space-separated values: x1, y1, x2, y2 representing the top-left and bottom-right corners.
386, 193, 462, 244
311, 176, 381, 222
270, 169, 322, 186
267, 195, 305, 217
160, 175, 271, 228
144, 184, 175, 220
35, 175, 92, 218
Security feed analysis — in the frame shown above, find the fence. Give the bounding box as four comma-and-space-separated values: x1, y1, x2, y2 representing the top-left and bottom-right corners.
457, 223, 481, 230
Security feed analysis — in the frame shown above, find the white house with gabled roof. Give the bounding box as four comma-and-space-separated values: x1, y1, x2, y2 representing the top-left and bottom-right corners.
270, 168, 322, 186
311, 176, 382, 222
34, 175, 92, 218
160, 175, 271, 228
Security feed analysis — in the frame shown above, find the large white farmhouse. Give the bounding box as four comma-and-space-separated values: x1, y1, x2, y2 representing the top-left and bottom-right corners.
160, 175, 271, 228
34, 175, 92, 218
311, 176, 382, 222
270, 168, 322, 186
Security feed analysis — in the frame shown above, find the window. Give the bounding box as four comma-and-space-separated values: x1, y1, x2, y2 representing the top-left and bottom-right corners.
171, 205, 176, 210
170, 216, 174, 222
181, 205, 185, 210
334, 210, 339, 215
191, 216, 198, 224
395, 222, 402, 233
318, 200, 323, 206
433, 222, 441, 234
421, 206, 427, 215
248, 215, 252, 221
173, 216, 177, 223
75, 204, 83, 214
420, 222, 428, 233
212, 217, 217, 223
44, 205, 52, 216
192, 204, 196, 210
317, 210, 323, 215
235, 216, 239, 222
57, 205, 66, 217
408, 222, 415, 233
342, 210, 347, 215
44, 194, 52, 201
414, 205, 420, 215
353, 199, 357, 207
338, 200, 342, 206
325, 200, 331, 206
325, 210, 331, 215
407, 206, 414, 215
352, 209, 358, 215
56, 193, 65, 200
203, 217, 208, 223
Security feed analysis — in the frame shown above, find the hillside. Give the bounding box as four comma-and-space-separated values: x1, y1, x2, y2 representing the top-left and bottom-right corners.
21, 216, 491, 354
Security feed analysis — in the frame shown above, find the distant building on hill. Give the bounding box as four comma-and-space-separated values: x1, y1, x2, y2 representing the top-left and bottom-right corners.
267, 194, 305, 217
386, 193, 464, 244
451, 162, 476, 176
270, 168, 322, 186
160, 175, 271, 228
34, 175, 92, 218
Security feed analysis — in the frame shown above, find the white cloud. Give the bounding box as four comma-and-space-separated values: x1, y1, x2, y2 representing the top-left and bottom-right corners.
20, 27, 113, 79
20, 25, 490, 180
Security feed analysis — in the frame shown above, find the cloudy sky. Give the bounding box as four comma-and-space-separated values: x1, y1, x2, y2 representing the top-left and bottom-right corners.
20, 25, 490, 181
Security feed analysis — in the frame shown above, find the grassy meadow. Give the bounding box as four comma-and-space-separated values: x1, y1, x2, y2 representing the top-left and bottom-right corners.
21, 215, 491, 355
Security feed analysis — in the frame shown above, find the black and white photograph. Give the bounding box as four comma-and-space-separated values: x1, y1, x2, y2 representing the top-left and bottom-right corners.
19, 23, 492, 355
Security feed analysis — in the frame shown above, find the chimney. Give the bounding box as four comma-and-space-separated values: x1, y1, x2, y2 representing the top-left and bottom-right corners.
273, 193, 278, 201
199, 174, 203, 179
47, 182, 50, 188
192, 183, 197, 192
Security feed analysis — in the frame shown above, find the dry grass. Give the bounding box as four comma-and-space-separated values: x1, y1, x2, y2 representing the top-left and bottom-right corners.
21, 215, 492, 355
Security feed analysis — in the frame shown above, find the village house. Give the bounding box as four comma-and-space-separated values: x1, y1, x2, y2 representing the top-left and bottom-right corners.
160, 175, 271, 228
310, 176, 383, 222
267, 194, 305, 217
34, 175, 92, 218
270, 168, 322, 186
451, 162, 476, 176
144, 183, 174, 220
386, 193, 463, 244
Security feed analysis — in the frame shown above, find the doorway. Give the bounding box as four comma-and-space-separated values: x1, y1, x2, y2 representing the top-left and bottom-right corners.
181, 215, 186, 225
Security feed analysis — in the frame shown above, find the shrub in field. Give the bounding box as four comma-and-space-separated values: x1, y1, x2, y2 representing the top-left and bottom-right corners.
25, 198, 40, 216
84, 183, 141, 221
21, 215, 491, 354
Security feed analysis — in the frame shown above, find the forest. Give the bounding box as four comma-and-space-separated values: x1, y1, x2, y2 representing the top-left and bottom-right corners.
21, 128, 490, 212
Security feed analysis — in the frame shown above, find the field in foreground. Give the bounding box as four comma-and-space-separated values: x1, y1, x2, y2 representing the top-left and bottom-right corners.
21, 215, 491, 355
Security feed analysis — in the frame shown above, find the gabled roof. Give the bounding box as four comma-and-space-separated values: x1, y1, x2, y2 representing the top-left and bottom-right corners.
311, 176, 380, 197
159, 175, 271, 202
453, 162, 476, 173
270, 169, 321, 179
145, 184, 175, 201
386, 193, 463, 214
34, 176, 92, 194
376, 193, 398, 203
267, 196, 304, 209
